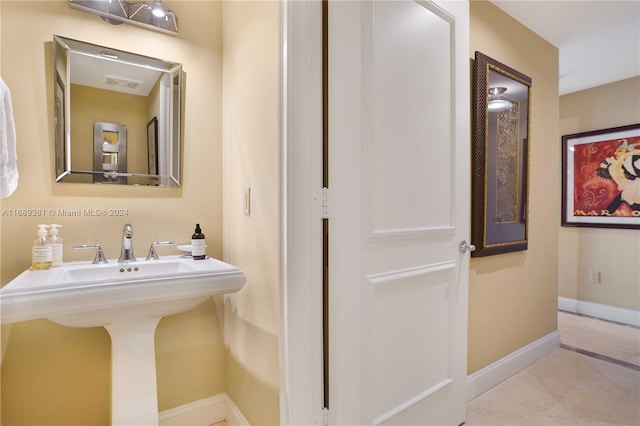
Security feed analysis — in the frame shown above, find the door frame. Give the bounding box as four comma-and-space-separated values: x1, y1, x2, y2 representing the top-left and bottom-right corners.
279, 1, 325, 425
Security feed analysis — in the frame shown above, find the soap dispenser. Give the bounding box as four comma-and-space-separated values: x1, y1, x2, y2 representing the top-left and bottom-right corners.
48, 224, 63, 267
191, 224, 206, 260
32, 224, 52, 270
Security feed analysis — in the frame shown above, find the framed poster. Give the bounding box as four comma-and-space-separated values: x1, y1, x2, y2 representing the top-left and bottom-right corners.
561, 123, 640, 229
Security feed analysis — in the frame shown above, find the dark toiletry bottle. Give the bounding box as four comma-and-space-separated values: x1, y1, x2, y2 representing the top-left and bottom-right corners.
191, 224, 206, 260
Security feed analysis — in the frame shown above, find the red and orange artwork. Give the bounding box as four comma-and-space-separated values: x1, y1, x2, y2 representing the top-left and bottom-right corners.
572, 136, 640, 217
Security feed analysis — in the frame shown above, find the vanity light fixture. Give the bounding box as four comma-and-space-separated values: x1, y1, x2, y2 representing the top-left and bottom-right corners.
69, 0, 178, 35
487, 86, 513, 112
151, 1, 167, 18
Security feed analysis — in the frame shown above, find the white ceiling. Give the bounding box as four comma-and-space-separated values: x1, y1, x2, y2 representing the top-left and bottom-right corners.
490, 0, 640, 95
71, 51, 162, 97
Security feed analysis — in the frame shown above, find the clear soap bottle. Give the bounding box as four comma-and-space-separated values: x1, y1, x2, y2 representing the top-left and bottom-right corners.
32, 224, 52, 270
191, 224, 206, 260
48, 224, 63, 267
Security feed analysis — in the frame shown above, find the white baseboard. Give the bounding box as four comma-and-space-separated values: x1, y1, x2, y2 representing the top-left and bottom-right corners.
466, 331, 560, 402
226, 396, 251, 426
558, 297, 640, 327
159, 393, 250, 426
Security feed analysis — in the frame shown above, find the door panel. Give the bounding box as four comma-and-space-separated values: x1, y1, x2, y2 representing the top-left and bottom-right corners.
364, 0, 453, 236
368, 263, 455, 418
328, 1, 470, 425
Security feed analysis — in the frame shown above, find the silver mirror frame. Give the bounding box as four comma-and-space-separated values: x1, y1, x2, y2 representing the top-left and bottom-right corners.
53, 35, 183, 187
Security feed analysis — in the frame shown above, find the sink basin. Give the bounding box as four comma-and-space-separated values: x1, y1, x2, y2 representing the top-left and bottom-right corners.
0, 256, 245, 326
0, 255, 246, 425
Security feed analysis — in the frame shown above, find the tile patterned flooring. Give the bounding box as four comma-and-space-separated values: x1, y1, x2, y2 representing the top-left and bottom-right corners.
211, 312, 639, 425
466, 312, 640, 426
558, 311, 640, 368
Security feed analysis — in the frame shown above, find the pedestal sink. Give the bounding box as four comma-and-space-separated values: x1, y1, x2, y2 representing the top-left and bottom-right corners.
0, 256, 246, 425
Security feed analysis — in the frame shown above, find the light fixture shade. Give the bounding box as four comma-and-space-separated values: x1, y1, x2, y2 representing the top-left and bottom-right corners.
487, 86, 513, 111
488, 98, 513, 111
69, 0, 178, 35
151, 1, 166, 18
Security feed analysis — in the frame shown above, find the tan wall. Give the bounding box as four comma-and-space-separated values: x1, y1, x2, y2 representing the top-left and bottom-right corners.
222, 1, 280, 424
559, 76, 640, 311
0, 0, 4, 367
70, 84, 148, 173
468, 0, 560, 374
0, 1, 224, 423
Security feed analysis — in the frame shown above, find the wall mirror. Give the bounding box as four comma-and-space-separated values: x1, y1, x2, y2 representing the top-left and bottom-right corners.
471, 51, 532, 257
53, 35, 182, 187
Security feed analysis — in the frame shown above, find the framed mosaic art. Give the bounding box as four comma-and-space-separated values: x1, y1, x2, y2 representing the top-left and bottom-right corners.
472, 52, 532, 257
561, 124, 640, 229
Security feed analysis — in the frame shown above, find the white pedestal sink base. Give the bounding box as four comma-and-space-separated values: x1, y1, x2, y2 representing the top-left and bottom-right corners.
106, 318, 161, 426
0, 256, 247, 426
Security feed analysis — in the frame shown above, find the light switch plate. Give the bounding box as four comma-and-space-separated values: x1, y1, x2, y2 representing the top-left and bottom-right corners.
243, 187, 251, 215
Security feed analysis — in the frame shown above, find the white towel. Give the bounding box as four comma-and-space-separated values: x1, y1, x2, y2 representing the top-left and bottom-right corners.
0, 76, 18, 198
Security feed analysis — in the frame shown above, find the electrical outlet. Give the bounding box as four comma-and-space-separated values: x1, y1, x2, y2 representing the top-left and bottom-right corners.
588, 271, 601, 283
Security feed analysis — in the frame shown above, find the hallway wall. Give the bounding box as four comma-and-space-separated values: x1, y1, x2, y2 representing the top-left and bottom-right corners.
558, 76, 640, 312
467, 0, 560, 374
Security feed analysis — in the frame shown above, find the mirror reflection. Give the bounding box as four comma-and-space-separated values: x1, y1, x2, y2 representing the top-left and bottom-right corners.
487, 68, 529, 224
53, 35, 182, 187
471, 51, 532, 257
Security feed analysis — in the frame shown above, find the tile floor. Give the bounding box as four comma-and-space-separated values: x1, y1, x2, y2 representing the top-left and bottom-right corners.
210, 313, 640, 425
466, 312, 640, 426
558, 311, 640, 367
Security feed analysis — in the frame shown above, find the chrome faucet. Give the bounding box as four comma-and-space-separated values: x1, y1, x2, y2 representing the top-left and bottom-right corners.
118, 223, 137, 263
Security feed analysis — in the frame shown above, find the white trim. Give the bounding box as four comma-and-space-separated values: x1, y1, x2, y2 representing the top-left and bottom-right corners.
278, 1, 289, 424
158, 393, 249, 426
279, 1, 325, 425
226, 396, 251, 426
466, 331, 560, 402
558, 297, 640, 327
373, 379, 453, 425
368, 226, 455, 241
366, 261, 456, 286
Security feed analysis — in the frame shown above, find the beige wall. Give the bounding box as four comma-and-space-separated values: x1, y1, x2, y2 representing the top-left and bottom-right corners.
0, 1, 225, 423
222, 2, 280, 425
559, 76, 640, 311
70, 84, 148, 173
468, 0, 560, 374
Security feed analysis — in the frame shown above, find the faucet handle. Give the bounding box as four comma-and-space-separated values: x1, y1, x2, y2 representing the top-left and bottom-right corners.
73, 244, 109, 264
146, 241, 174, 261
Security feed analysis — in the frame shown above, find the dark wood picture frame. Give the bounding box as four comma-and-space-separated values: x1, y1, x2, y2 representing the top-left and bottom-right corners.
472, 52, 532, 257
147, 117, 158, 175
561, 123, 640, 229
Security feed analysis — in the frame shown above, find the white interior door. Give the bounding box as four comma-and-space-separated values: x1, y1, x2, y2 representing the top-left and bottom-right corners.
327, 1, 470, 424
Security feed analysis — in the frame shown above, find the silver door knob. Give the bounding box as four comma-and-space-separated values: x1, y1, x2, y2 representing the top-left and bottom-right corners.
459, 240, 476, 253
